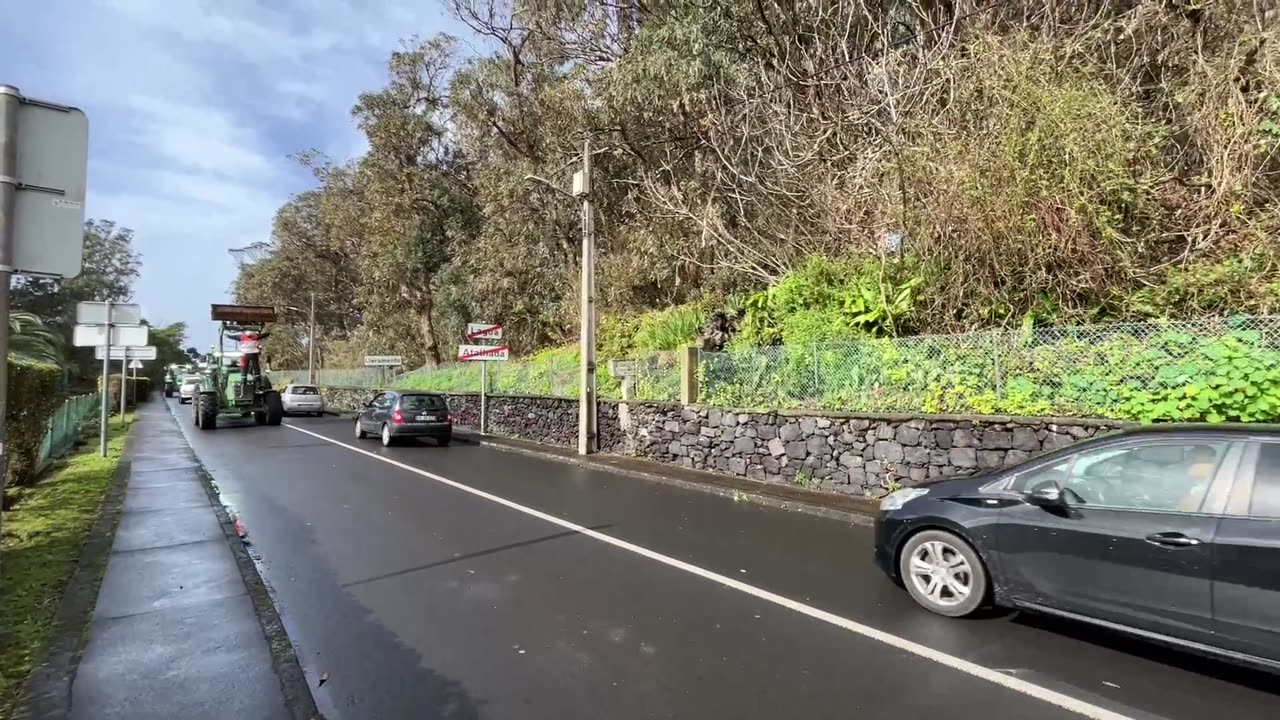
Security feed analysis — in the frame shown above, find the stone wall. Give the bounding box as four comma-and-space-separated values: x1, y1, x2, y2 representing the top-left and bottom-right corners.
316, 385, 1127, 498
603, 404, 1128, 497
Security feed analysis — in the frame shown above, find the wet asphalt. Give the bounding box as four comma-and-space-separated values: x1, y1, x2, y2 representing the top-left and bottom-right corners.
167, 399, 1280, 720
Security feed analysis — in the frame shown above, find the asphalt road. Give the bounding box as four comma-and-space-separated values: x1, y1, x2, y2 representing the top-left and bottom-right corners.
167, 399, 1280, 720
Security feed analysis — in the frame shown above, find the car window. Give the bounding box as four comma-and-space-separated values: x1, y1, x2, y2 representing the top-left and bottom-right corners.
369, 392, 386, 408
291, 386, 319, 395
1249, 443, 1280, 519
399, 394, 447, 412
1062, 442, 1228, 512
1010, 460, 1072, 493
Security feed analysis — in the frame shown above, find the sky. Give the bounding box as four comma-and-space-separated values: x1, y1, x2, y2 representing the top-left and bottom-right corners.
1, 0, 466, 349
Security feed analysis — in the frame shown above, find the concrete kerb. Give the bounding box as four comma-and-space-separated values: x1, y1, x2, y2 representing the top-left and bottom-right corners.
163, 401, 322, 720
17, 440, 136, 720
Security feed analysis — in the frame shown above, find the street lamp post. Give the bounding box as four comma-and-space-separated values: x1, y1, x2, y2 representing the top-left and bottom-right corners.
280, 293, 317, 383
524, 138, 597, 455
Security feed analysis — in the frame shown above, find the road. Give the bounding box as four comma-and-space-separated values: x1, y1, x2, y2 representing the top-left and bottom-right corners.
166, 399, 1280, 720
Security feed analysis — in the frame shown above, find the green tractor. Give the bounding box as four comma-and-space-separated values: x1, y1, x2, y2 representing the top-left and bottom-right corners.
194, 304, 284, 430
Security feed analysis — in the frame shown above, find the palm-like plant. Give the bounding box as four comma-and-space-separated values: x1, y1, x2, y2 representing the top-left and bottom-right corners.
9, 311, 64, 364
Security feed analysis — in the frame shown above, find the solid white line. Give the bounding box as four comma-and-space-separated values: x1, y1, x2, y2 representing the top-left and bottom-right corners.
285, 422, 1135, 720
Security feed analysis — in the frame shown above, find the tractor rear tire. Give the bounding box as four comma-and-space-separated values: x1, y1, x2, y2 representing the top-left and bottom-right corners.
254, 411, 267, 425
264, 391, 283, 426
198, 394, 217, 430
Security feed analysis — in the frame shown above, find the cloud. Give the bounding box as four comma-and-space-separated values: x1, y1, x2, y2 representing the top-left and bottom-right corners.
1, 0, 464, 349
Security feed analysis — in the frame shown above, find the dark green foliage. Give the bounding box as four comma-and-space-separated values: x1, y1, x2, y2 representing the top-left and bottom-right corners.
6, 361, 61, 488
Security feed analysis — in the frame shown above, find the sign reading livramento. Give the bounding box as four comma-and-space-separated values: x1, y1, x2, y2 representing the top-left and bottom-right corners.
458, 344, 510, 362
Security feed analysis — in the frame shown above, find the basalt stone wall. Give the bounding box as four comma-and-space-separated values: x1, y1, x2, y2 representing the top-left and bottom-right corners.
317, 385, 1128, 498
602, 404, 1130, 497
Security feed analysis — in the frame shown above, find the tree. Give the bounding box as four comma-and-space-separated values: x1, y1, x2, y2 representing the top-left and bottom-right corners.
352, 36, 478, 367
8, 312, 64, 365
11, 220, 142, 329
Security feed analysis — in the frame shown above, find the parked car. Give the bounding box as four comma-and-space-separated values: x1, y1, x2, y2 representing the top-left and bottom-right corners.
178, 375, 201, 404
874, 424, 1280, 671
354, 391, 452, 447
281, 384, 326, 416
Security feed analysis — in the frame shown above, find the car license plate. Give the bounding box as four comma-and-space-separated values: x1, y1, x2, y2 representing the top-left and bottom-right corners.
417, 414, 437, 422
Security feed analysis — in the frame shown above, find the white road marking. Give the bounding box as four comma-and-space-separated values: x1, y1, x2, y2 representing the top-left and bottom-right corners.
285, 423, 1135, 720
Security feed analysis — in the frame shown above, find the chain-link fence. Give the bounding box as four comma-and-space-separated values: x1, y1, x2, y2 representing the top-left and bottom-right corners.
38, 393, 100, 470
700, 315, 1280, 419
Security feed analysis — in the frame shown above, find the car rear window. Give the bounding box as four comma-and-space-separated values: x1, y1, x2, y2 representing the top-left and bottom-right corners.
400, 394, 447, 412
291, 386, 319, 395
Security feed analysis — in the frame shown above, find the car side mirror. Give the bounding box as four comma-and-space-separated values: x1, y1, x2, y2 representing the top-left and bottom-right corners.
1027, 483, 1066, 508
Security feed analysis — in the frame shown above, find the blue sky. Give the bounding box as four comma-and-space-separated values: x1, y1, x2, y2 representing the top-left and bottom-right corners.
1, 0, 465, 349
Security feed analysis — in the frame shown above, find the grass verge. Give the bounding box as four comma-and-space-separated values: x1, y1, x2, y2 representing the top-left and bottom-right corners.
0, 416, 131, 718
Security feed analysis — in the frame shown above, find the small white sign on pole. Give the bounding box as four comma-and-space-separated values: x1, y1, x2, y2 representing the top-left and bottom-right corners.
458, 344, 510, 362
73, 323, 149, 348
129, 359, 143, 369
363, 355, 403, 367
75, 301, 142, 326
465, 323, 503, 341
95, 345, 157, 361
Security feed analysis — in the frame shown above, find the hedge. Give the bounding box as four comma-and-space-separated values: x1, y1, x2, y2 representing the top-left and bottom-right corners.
101, 374, 152, 410
7, 360, 61, 489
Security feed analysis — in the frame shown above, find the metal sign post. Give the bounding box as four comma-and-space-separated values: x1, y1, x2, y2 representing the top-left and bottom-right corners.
74, 301, 145, 454
461, 323, 505, 435
119, 347, 128, 425
100, 301, 111, 455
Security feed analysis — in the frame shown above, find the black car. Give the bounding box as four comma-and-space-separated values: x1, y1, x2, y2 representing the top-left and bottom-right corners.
874, 424, 1280, 671
355, 391, 452, 447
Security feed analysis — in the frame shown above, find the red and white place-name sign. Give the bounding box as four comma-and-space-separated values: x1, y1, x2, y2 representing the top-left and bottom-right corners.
465, 322, 503, 341
458, 344, 510, 362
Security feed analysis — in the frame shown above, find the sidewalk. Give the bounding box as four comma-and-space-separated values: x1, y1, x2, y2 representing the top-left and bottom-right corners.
67, 400, 294, 720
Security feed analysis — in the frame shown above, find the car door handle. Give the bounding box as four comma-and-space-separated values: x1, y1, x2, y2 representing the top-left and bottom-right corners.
1145, 532, 1202, 547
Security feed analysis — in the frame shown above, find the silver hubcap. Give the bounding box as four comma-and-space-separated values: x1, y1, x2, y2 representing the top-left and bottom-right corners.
382, 426, 390, 443
909, 540, 973, 607
355, 419, 361, 436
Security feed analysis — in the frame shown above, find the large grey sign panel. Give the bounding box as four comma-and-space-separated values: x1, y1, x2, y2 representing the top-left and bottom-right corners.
11, 92, 88, 278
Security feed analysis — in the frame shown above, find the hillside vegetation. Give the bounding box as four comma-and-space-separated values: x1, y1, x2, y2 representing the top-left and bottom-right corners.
233, 1, 1280, 370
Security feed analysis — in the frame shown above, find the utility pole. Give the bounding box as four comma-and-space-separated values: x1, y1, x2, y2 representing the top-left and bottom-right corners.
0, 86, 17, 521
575, 137, 597, 455
307, 291, 316, 385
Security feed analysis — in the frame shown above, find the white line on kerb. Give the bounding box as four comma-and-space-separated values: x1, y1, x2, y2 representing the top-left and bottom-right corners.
285, 423, 1135, 720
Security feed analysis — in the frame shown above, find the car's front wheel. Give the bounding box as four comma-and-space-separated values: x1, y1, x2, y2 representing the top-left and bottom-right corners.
899, 530, 987, 617
354, 417, 367, 439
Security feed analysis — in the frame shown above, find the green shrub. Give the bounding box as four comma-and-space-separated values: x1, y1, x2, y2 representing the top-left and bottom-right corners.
7, 360, 61, 488
101, 374, 150, 410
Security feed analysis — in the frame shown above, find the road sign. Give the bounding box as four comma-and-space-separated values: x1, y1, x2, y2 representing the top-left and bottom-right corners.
73, 324, 148, 348
129, 359, 143, 369
465, 323, 503, 341
364, 355, 403, 367
7, 89, 89, 278
75, 301, 142, 326
458, 344, 509, 362
95, 345, 157, 361
608, 360, 638, 378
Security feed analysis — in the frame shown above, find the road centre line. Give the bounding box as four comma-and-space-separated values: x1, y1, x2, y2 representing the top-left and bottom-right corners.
284, 422, 1135, 720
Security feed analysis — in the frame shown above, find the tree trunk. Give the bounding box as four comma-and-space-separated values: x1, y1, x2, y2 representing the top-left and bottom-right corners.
417, 294, 444, 368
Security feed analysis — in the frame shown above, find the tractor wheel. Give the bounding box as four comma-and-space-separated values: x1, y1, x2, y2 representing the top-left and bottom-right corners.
193, 396, 201, 426
264, 391, 283, 426
198, 394, 217, 430
254, 411, 267, 425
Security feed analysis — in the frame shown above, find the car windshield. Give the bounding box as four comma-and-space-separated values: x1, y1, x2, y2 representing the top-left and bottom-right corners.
400, 394, 446, 412
291, 386, 319, 395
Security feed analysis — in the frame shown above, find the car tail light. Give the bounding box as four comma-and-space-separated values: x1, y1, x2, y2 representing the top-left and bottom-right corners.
391, 409, 405, 424
443, 413, 451, 423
